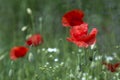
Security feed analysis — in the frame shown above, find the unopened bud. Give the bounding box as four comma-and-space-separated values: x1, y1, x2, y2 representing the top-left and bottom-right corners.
27, 8, 32, 14
28, 52, 34, 62
8, 69, 13, 77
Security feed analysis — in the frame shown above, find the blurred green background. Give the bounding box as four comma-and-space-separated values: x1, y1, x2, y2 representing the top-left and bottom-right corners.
0, 0, 120, 50
0, 0, 120, 80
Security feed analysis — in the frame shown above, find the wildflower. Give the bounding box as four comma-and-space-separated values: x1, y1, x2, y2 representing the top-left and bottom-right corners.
54, 58, 59, 62
95, 56, 102, 61
26, 34, 43, 46
47, 48, 59, 53
10, 46, 29, 60
105, 56, 113, 62
62, 9, 84, 27
67, 23, 98, 48
102, 62, 120, 72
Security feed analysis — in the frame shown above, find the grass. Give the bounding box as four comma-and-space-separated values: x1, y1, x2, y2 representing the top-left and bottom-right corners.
1, 41, 120, 80
0, 0, 120, 80
1, 29, 120, 80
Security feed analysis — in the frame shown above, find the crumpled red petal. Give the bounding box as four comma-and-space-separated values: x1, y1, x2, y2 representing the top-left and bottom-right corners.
10, 46, 29, 60
67, 23, 98, 48
83, 28, 98, 45
62, 9, 84, 27
103, 62, 120, 72
26, 34, 43, 46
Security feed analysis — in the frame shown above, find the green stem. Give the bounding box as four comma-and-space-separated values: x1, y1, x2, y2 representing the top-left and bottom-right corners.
77, 53, 80, 66
30, 14, 35, 33
39, 17, 42, 33
83, 48, 87, 65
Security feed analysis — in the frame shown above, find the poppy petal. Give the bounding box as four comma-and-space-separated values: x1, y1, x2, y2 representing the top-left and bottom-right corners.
84, 28, 98, 45
26, 34, 43, 46
10, 46, 29, 60
69, 23, 88, 41
62, 9, 84, 27
102, 62, 120, 72
114, 62, 120, 68
66, 23, 98, 48
75, 41, 88, 48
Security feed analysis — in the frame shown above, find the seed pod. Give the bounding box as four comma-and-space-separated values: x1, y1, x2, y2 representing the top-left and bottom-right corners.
28, 52, 34, 62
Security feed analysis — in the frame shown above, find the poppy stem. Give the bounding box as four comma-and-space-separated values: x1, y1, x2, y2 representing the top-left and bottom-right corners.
77, 53, 80, 65
84, 48, 87, 65
77, 53, 83, 79
39, 17, 43, 33
27, 10, 35, 33
104, 72, 107, 80
30, 14, 35, 33
77, 53, 81, 72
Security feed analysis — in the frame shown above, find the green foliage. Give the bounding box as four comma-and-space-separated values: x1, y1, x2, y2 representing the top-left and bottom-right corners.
0, 0, 120, 80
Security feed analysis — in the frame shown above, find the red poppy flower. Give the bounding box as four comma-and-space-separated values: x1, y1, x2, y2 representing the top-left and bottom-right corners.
67, 23, 98, 48
10, 46, 29, 60
26, 34, 43, 46
62, 9, 84, 27
103, 62, 120, 72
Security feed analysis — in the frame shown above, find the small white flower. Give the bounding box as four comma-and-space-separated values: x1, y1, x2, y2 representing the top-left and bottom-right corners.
88, 76, 92, 79
82, 77, 86, 80
55, 65, 59, 68
113, 76, 116, 79
60, 62, 64, 66
95, 56, 102, 61
47, 48, 59, 53
115, 73, 119, 76
112, 52, 117, 58
83, 73, 88, 77
46, 62, 49, 65
54, 58, 58, 62
42, 48, 45, 51
49, 66, 52, 69
49, 55, 53, 58
105, 56, 113, 62
52, 48, 58, 52
47, 48, 54, 52
78, 49, 82, 52
94, 77, 97, 80
44, 65, 47, 67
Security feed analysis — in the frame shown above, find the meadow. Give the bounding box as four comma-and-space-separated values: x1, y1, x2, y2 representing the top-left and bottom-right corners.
0, 0, 120, 80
